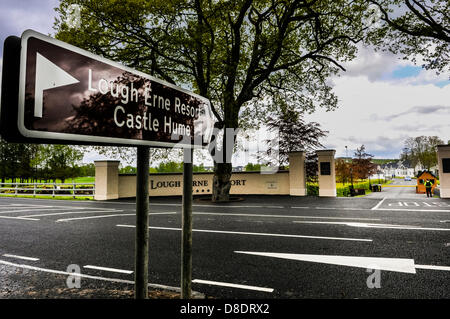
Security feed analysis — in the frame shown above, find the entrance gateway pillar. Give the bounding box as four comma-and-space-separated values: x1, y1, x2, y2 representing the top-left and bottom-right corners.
94, 160, 120, 200
289, 151, 306, 196
316, 150, 336, 197
437, 145, 450, 198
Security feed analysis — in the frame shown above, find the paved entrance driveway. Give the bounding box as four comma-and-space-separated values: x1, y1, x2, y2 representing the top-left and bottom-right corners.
366, 178, 429, 199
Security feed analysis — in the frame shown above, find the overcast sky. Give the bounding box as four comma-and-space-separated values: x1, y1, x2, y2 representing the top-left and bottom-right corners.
0, 1, 449, 165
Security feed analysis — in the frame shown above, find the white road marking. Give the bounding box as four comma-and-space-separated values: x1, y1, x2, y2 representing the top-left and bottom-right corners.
142, 203, 284, 209
293, 221, 450, 231
235, 251, 417, 273
116, 225, 373, 242
2, 254, 39, 261
375, 208, 450, 212
0, 215, 39, 221
56, 214, 134, 222
22, 210, 124, 218
83, 265, 133, 274
291, 206, 310, 209
57, 212, 177, 222
235, 252, 450, 274
0, 204, 49, 208
415, 265, 450, 271
0, 208, 76, 215
194, 205, 284, 209
0, 259, 185, 293
194, 212, 380, 221
404, 202, 420, 207
371, 197, 386, 210
192, 279, 273, 293
314, 207, 372, 211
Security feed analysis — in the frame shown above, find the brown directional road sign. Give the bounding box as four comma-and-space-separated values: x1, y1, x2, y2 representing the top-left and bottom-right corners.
0, 30, 215, 148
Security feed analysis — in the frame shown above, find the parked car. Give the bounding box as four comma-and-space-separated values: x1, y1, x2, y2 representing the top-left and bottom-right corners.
404, 176, 412, 181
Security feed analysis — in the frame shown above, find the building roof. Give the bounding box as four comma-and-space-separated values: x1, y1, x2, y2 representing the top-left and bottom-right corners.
380, 160, 413, 170
417, 170, 437, 179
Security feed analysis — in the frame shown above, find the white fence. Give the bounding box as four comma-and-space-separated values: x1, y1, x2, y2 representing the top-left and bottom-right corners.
0, 182, 95, 198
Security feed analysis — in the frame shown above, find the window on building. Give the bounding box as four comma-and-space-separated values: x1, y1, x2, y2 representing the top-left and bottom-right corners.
442, 158, 450, 173
320, 162, 331, 176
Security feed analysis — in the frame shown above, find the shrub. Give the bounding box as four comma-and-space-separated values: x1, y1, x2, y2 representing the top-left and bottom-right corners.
307, 184, 319, 196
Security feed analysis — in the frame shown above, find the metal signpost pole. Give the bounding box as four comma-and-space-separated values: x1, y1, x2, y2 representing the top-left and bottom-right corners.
135, 145, 150, 299
181, 148, 193, 299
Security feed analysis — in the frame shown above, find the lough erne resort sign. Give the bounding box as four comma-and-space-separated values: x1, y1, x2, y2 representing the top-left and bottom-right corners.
0, 30, 215, 148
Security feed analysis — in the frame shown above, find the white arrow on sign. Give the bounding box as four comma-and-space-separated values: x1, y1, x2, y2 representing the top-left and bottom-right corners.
235, 251, 450, 274
34, 52, 79, 117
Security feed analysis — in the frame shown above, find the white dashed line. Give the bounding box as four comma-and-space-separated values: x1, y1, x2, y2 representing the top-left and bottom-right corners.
22, 210, 124, 218
415, 264, 450, 271
57, 212, 177, 222
194, 212, 380, 221
375, 208, 450, 212
192, 279, 273, 293
0, 215, 39, 221
293, 221, 450, 231
0, 259, 186, 294
0, 208, 76, 215
83, 265, 133, 274
116, 225, 373, 242
371, 197, 386, 210
2, 254, 39, 261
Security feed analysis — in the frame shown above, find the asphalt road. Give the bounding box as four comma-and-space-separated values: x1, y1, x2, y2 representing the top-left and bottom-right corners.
0, 182, 449, 299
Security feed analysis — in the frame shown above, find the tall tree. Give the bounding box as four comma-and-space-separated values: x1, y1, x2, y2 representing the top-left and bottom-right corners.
367, 0, 449, 74
260, 98, 327, 184
352, 145, 376, 181
401, 135, 443, 171
41, 145, 84, 183
264, 98, 328, 167
335, 158, 352, 184
54, 0, 370, 201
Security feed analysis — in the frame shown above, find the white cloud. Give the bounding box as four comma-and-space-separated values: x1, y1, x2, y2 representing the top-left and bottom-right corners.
0, 1, 59, 37
340, 45, 408, 81
397, 68, 450, 86
305, 75, 450, 158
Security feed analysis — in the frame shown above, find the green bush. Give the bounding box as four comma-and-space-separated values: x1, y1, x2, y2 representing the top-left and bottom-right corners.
335, 179, 385, 197
337, 186, 351, 197
307, 184, 319, 196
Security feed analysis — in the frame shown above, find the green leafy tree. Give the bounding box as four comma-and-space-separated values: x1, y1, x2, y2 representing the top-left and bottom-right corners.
245, 163, 261, 172
77, 163, 96, 177
54, 0, 371, 201
352, 145, 376, 181
41, 145, 84, 182
367, 0, 449, 74
336, 158, 352, 185
0, 139, 43, 182
401, 136, 443, 171
156, 161, 184, 173
120, 165, 137, 174
193, 163, 207, 172
263, 98, 328, 167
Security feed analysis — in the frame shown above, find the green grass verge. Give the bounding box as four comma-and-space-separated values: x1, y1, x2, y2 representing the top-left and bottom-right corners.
0, 177, 95, 184
0, 194, 93, 200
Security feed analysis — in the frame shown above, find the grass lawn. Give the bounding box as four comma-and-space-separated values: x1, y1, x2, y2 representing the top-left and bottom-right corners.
0, 177, 95, 184
0, 194, 93, 200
